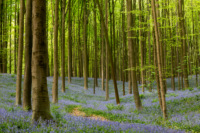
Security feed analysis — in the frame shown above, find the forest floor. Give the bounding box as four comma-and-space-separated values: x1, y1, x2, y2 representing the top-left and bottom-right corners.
0, 74, 200, 132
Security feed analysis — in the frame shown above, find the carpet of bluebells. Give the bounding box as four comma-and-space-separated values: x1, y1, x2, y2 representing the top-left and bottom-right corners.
0, 74, 200, 132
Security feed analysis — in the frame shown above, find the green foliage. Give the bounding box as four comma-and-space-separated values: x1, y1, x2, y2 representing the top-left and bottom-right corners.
51, 105, 62, 120
120, 97, 134, 103
106, 104, 124, 111
152, 98, 158, 103
65, 105, 81, 113
166, 93, 178, 97
139, 94, 145, 99
9, 92, 15, 97
187, 87, 194, 91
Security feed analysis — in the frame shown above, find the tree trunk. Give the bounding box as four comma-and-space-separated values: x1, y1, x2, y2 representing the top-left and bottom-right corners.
68, 0, 72, 84
122, 0, 126, 96
52, 0, 59, 104
93, 0, 98, 87
2, 1, 8, 74
32, 0, 52, 121
9, 0, 12, 74
14, 0, 18, 74
97, 0, 120, 105
178, 0, 189, 89
61, 0, 66, 92
83, 0, 88, 90
0, 0, 3, 73
127, 0, 142, 110
101, 0, 105, 91
15, 0, 25, 106
151, 0, 167, 119
23, 0, 32, 111
139, 0, 145, 93
105, 0, 109, 101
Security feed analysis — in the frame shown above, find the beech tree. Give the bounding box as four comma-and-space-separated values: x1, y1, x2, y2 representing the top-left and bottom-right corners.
52, 0, 59, 104
32, 0, 52, 121
15, 0, 24, 106
23, 0, 32, 111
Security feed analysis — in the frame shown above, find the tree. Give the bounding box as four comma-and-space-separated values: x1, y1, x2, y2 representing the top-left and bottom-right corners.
32, 0, 52, 121
68, 0, 72, 84
139, 0, 145, 93
122, 0, 126, 96
96, 0, 120, 105
151, 0, 167, 119
93, 0, 98, 88
16, 0, 25, 106
105, 0, 109, 101
61, 0, 66, 92
83, 0, 88, 90
0, 0, 3, 74
101, 0, 105, 91
178, 0, 189, 89
23, 0, 32, 111
126, 0, 142, 110
52, 0, 59, 104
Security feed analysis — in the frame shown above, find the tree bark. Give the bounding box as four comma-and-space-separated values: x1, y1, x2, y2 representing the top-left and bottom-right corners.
151, 0, 167, 119
16, 0, 25, 106
178, 0, 189, 89
61, 0, 66, 92
127, 0, 142, 110
68, 0, 72, 84
83, 0, 88, 90
52, 0, 59, 104
32, 0, 52, 121
93, 0, 98, 87
23, 0, 32, 111
139, 0, 145, 93
122, 0, 126, 96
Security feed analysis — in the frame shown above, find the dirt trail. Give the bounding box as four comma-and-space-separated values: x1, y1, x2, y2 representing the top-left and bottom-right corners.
71, 107, 108, 121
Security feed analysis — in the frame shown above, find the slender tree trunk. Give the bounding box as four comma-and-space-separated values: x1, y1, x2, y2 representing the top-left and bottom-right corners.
9, 0, 12, 74
2, 1, 8, 74
147, 0, 152, 92
68, 0, 72, 84
46, 1, 50, 77
122, 0, 126, 96
50, 0, 54, 77
153, 28, 162, 110
0, 0, 2, 73
83, 0, 88, 90
32, 0, 52, 121
52, 0, 59, 104
14, 0, 17, 74
151, 0, 167, 119
139, 0, 145, 93
178, 0, 189, 89
61, 0, 66, 92
0, 1, 3, 73
105, 0, 109, 101
93, 0, 98, 88
127, 0, 142, 110
78, 3, 82, 78
101, 0, 105, 91
15, 0, 25, 106
23, 0, 32, 111
112, 0, 116, 80
97, 0, 120, 105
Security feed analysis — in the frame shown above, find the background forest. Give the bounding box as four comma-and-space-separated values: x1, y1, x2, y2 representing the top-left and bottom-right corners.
0, 0, 200, 132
